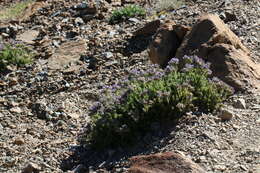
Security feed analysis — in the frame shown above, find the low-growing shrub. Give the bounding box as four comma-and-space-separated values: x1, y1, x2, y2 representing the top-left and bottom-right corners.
87, 55, 233, 149
109, 5, 146, 24
0, 44, 33, 71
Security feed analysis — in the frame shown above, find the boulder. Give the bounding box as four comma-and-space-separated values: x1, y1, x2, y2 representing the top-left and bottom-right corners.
129, 152, 206, 173
175, 14, 260, 91
148, 20, 190, 67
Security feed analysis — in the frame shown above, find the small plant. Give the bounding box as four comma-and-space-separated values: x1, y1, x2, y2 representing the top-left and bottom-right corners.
0, 43, 33, 71
109, 5, 146, 24
87, 55, 233, 149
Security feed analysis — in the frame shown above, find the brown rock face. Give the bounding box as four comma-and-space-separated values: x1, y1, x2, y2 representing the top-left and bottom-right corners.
176, 14, 249, 58
204, 43, 260, 90
148, 21, 190, 67
128, 152, 206, 173
175, 14, 260, 91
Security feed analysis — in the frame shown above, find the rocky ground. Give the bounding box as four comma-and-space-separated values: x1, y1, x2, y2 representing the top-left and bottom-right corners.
0, 0, 259, 172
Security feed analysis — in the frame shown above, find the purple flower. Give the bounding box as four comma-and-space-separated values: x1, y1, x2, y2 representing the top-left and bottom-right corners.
165, 64, 176, 73
168, 58, 179, 65
182, 55, 193, 64
192, 55, 205, 66
0, 43, 4, 51
185, 64, 194, 69
90, 102, 102, 112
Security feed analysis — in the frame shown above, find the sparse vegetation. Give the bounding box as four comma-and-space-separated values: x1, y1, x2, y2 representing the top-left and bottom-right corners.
87, 56, 233, 149
0, 0, 34, 21
155, 0, 184, 12
109, 5, 146, 24
0, 44, 34, 71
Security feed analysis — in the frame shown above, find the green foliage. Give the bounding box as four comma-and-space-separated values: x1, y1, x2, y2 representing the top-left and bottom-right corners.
87, 56, 233, 149
0, 44, 33, 71
109, 5, 146, 24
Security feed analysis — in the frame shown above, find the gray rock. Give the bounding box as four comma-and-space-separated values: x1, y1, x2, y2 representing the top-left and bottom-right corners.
22, 162, 41, 173
233, 98, 247, 109
31, 101, 52, 120
219, 108, 234, 121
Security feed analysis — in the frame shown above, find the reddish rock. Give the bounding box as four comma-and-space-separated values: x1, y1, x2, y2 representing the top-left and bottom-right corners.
204, 43, 260, 91
175, 14, 260, 91
129, 152, 206, 173
176, 14, 249, 58
148, 20, 189, 67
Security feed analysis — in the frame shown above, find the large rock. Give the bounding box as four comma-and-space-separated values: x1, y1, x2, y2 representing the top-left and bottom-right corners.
175, 14, 260, 91
204, 43, 260, 91
129, 152, 206, 173
148, 20, 190, 67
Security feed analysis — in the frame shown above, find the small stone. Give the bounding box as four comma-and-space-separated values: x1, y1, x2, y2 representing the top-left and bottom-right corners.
13, 138, 25, 145
240, 165, 248, 171
68, 113, 80, 119
128, 18, 140, 23
10, 107, 23, 114
104, 52, 113, 59
197, 156, 207, 163
251, 165, 260, 173
232, 124, 240, 130
233, 98, 246, 109
72, 164, 88, 173
219, 109, 234, 121
0, 123, 3, 134
75, 17, 84, 25
213, 165, 226, 171
22, 162, 40, 173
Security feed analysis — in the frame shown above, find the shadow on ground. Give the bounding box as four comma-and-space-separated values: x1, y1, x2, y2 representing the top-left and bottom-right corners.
121, 34, 153, 57
60, 123, 178, 172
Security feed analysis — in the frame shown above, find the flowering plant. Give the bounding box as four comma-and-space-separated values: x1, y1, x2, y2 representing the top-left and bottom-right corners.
87, 56, 233, 148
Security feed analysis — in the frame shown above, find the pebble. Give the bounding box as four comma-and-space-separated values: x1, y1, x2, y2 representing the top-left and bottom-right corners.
10, 107, 23, 114
213, 164, 226, 171
219, 109, 234, 121
68, 113, 80, 119
13, 137, 25, 145
233, 98, 247, 109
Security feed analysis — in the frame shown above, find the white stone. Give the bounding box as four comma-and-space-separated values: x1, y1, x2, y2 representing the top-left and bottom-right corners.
233, 98, 246, 109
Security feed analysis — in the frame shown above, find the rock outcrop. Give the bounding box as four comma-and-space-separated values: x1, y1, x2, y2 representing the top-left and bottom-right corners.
148, 20, 190, 67
148, 14, 260, 91
175, 14, 260, 91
